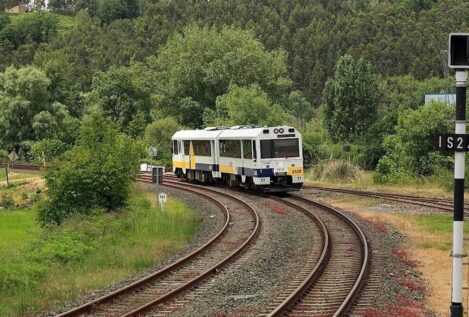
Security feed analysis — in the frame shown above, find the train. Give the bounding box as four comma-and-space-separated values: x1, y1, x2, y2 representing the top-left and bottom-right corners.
171, 125, 304, 192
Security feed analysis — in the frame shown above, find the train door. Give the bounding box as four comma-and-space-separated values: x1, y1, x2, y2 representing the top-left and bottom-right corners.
189, 141, 195, 170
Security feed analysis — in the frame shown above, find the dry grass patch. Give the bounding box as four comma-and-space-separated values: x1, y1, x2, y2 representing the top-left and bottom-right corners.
306, 170, 456, 200
352, 210, 460, 316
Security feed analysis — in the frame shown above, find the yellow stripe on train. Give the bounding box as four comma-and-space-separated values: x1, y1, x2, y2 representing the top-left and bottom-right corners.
219, 164, 236, 174
173, 160, 190, 169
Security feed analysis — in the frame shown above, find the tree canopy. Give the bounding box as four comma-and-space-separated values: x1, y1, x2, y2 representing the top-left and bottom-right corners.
322, 54, 379, 142
147, 25, 291, 127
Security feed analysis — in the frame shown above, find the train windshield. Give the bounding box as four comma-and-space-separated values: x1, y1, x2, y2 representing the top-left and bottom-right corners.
261, 138, 300, 158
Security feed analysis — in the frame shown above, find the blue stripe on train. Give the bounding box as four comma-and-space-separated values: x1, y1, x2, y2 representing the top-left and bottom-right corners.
194, 163, 273, 177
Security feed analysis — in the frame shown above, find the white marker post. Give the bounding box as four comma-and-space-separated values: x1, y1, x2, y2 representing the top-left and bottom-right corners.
451, 70, 467, 317
448, 33, 469, 317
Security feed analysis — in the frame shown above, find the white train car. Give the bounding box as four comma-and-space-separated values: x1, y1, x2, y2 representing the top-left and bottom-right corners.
171, 125, 304, 192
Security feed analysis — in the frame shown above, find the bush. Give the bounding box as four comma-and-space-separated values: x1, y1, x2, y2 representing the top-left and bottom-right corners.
144, 117, 181, 164
0, 192, 14, 209
38, 113, 145, 225
30, 139, 69, 164
373, 155, 408, 184
309, 160, 362, 182
377, 101, 453, 177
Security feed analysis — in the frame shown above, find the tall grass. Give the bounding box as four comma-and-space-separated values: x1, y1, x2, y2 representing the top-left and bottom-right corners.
0, 185, 200, 317
308, 159, 362, 183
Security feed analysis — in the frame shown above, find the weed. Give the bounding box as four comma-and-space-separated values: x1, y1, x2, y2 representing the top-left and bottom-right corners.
398, 279, 426, 293
0, 185, 199, 316
308, 160, 362, 183
369, 220, 388, 234
0, 192, 14, 209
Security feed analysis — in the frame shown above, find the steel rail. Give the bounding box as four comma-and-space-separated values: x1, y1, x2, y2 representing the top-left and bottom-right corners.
56, 182, 231, 317
291, 195, 370, 317
265, 196, 330, 317
122, 180, 260, 316
304, 185, 465, 213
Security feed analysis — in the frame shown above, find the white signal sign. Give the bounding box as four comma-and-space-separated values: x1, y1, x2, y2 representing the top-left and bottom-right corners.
158, 193, 167, 204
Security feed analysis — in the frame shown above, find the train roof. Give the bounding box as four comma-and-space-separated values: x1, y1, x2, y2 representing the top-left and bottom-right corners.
172, 129, 222, 140
172, 125, 298, 140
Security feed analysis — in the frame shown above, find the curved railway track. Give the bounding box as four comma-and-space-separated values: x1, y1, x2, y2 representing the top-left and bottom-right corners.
57, 180, 260, 317
151, 174, 370, 316
270, 195, 369, 317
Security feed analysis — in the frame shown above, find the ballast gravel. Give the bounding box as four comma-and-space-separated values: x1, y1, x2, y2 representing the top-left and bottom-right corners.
300, 188, 437, 316
43, 183, 225, 317
168, 188, 318, 317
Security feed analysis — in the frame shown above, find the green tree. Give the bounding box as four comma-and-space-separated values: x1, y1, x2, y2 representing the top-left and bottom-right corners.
34, 49, 84, 117
88, 65, 151, 132
204, 84, 289, 127
38, 112, 145, 225
376, 101, 452, 178
0, 67, 51, 149
322, 54, 379, 142
148, 25, 292, 127
97, 0, 139, 24
286, 90, 313, 129
144, 117, 181, 163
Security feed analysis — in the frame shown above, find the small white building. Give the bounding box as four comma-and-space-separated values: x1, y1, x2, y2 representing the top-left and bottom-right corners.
425, 93, 456, 105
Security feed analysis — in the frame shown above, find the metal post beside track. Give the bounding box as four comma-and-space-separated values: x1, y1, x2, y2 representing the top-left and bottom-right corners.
451, 70, 467, 317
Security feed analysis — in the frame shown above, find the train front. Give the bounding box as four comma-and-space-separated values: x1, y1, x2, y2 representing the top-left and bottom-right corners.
255, 126, 304, 192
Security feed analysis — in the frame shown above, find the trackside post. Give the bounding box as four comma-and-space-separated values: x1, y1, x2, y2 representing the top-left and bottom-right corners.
448, 33, 469, 317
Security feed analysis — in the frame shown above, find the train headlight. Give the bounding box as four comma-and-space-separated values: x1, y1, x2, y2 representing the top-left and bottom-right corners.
279, 128, 284, 133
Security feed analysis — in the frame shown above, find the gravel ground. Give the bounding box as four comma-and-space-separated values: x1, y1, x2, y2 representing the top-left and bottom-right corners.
44, 183, 225, 317
160, 188, 321, 317
300, 188, 436, 316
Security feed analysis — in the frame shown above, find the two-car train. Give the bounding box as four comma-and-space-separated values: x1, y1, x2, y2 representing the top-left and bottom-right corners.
171, 125, 304, 192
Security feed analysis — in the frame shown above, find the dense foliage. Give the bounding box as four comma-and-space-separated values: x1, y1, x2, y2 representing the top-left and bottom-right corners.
38, 113, 144, 225
0, 0, 466, 188
322, 55, 379, 142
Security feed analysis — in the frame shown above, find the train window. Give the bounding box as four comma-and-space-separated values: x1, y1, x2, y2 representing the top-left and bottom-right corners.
242, 140, 252, 159
261, 140, 273, 158
273, 139, 299, 158
183, 141, 190, 155
173, 140, 178, 154
192, 140, 211, 156
253, 140, 257, 160
178, 141, 182, 154
219, 140, 241, 158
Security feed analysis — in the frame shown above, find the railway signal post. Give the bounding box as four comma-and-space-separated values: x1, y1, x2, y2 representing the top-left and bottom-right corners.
448, 33, 469, 317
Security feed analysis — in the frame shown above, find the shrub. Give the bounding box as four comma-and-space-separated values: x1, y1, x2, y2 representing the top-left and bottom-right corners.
309, 160, 362, 182
30, 139, 69, 164
38, 113, 145, 225
376, 101, 452, 178
0, 191, 14, 209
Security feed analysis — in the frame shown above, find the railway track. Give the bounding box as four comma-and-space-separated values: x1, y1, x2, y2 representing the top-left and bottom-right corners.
303, 185, 469, 214
0, 163, 42, 171
260, 195, 369, 317
57, 179, 260, 317
149, 174, 369, 316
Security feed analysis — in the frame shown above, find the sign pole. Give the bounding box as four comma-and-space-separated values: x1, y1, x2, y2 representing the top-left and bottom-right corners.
451, 70, 467, 317
5, 166, 9, 187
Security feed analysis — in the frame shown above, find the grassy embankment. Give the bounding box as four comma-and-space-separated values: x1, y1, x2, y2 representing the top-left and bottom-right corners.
0, 169, 43, 185
0, 182, 200, 317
